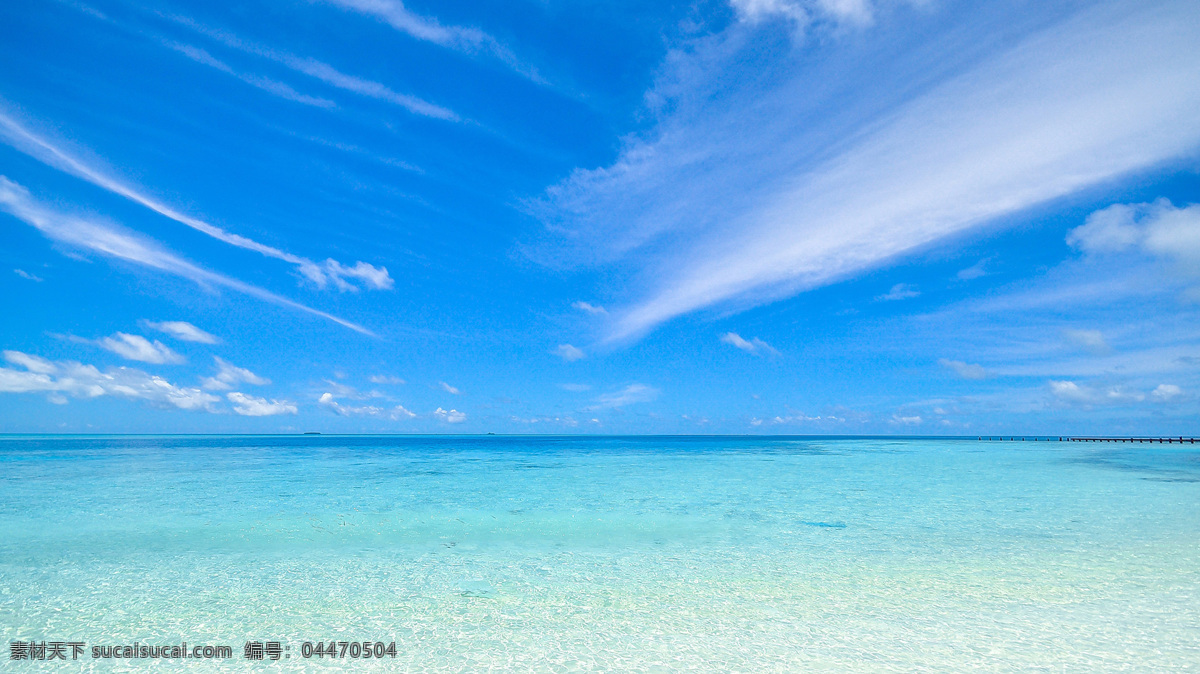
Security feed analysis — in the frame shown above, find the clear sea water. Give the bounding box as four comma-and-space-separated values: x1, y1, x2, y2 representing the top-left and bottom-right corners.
1, 435, 1197, 671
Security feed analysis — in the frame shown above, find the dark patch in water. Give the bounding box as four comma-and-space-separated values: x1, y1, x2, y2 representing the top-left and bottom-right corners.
724, 509, 765, 521
802, 521, 847, 529
1065, 448, 1200, 483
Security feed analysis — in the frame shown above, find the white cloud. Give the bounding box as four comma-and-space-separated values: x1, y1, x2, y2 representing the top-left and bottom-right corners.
554, 344, 586, 361
730, 0, 874, 28
1, 350, 220, 411
227, 391, 297, 416
433, 406, 467, 423
1067, 204, 1144, 254
876, 283, 920, 301
143, 320, 218, 344
1048, 379, 1145, 406
1151, 384, 1182, 401
158, 16, 460, 121
890, 414, 922, 425
720, 332, 780, 356
14, 268, 42, 282
318, 391, 383, 416
956, 258, 989, 280
572, 301, 608, 315
559, 383, 591, 392
537, 0, 1200, 341
510, 414, 579, 426
317, 391, 414, 419
369, 374, 405, 385
590, 383, 660, 410
1063, 329, 1111, 355
321, 259, 394, 291
939, 358, 987, 380
98, 333, 185, 364
0, 176, 372, 335
1068, 199, 1200, 279
3, 351, 57, 374
0, 111, 392, 292
163, 41, 336, 108
769, 412, 836, 424
202, 357, 269, 390
439, 381, 461, 395
323, 0, 543, 83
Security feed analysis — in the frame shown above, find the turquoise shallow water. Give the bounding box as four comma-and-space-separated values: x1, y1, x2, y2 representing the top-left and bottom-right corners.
1, 435, 1198, 671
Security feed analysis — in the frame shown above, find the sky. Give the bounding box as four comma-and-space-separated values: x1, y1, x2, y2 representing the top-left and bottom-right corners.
1, 0, 1198, 435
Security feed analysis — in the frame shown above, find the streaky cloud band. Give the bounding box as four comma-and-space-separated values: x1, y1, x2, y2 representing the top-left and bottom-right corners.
0, 106, 392, 292
0, 176, 375, 336
543, 0, 1200, 341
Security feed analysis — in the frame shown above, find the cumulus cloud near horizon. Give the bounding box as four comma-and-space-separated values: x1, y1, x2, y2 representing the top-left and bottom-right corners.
318, 391, 415, 419
227, 391, 297, 416
433, 407, 466, 423
0, 349, 219, 411
1048, 379, 1146, 406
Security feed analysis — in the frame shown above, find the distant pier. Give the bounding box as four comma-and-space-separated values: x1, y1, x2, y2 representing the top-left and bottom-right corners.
977, 436, 1197, 443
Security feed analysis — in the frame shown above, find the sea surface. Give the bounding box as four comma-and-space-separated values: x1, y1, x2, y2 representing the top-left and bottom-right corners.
1, 435, 1197, 671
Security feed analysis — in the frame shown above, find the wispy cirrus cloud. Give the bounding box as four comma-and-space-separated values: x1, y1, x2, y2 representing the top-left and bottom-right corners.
554, 344, 586, 361
202, 357, 269, 390
939, 358, 988, 380
143, 320, 219, 344
537, 0, 1200, 341
956, 258, 990, 281
98, 333, 185, 364
0, 108, 392, 292
730, 0, 877, 29
0, 176, 373, 335
13, 268, 43, 282
322, 0, 544, 84
163, 41, 335, 108
368, 374, 405, 385
572, 301, 607, 315
159, 15, 458, 121
1062, 329, 1111, 355
588, 383, 659, 410
720, 332, 779, 357
876, 283, 919, 302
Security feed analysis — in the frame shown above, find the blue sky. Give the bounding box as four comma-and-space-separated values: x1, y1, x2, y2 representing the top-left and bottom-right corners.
1, 0, 1198, 435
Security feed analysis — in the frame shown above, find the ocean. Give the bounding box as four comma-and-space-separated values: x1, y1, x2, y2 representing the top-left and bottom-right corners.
1, 435, 1197, 670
